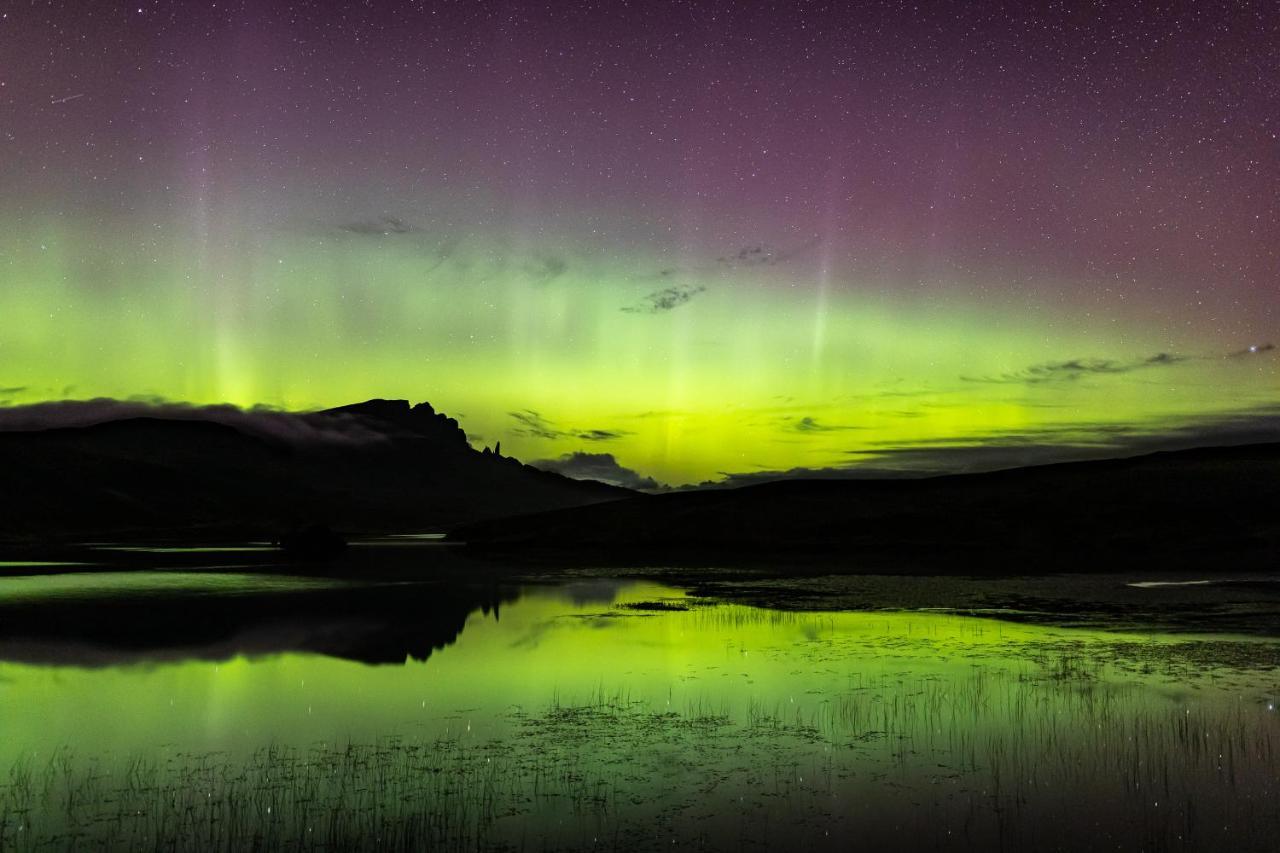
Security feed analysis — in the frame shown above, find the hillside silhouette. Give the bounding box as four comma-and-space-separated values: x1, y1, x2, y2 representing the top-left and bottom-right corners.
450, 443, 1280, 571
0, 399, 628, 542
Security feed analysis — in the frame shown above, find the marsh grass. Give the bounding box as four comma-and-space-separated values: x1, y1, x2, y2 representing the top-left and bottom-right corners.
2, 649, 1277, 852
617, 600, 692, 612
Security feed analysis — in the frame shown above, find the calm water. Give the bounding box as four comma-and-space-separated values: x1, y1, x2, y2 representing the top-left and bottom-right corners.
0, 570, 1277, 851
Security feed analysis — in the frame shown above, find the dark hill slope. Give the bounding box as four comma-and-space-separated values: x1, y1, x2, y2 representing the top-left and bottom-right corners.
0, 399, 628, 541
449, 444, 1280, 570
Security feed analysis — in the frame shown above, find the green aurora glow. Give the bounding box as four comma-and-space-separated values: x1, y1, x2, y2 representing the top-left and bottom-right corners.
2, 210, 1275, 485
4, 3, 1278, 486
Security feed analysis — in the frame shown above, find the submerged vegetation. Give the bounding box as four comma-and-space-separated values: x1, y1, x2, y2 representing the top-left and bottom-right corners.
3, 649, 1277, 851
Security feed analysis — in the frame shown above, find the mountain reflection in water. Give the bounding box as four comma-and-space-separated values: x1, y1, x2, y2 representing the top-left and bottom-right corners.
0, 571, 1277, 852
0, 572, 514, 666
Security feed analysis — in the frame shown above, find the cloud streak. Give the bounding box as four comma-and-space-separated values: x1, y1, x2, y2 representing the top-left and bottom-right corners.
793, 416, 865, 433
1228, 342, 1275, 358
965, 343, 1275, 386
962, 352, 1190, 385
0, 398, 391, 447
525, 256, 569, 286
508, 410, 629, 442
698, 404, 1280, 487
622, 284, 706, 314
716, 235, 821, 269
624, 236, 820, 314
336, 215, 418, 236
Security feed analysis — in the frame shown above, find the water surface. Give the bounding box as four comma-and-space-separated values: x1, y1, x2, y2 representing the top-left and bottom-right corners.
0, 572, 1276, 851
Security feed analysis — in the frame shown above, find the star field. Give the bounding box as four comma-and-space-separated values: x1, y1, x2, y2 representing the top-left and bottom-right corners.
1, 1, 1277, 484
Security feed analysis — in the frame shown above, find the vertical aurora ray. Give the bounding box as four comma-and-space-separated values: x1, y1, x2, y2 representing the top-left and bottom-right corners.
0, 2, 1275, 485
3, 202, 1272, 485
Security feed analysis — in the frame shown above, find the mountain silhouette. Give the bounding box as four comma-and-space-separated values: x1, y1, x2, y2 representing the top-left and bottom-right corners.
0, 399, 628, 542
449, 443, 1280, 571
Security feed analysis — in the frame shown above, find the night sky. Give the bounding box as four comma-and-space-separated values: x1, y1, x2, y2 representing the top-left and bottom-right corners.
2, 1, 1277, 486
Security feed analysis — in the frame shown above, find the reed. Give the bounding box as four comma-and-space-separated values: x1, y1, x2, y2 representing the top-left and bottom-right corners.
2, 644, 1276, 852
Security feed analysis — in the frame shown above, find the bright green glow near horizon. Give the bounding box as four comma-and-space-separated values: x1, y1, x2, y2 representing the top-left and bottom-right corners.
2, 213, 1276, 485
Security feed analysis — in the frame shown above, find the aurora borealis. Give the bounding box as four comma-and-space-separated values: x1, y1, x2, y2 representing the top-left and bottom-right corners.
2, 1, 1277, 486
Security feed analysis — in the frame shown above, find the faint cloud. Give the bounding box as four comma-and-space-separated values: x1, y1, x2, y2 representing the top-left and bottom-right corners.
576, 428, 628, 441
700, 404, 1280, 486
509, 410, 560, 440
625, 409, 690, 420
962, 352, 1190, 385
525, 256, 569, 286
717, 235, 821, 269
622, 284, 706, 314
622, 235, 817, 314
508, 410, 629, 442
0, 398, 391, 447
337, 215, 418, 236
1228, 342, 1275, 358
793, 416, 865, 433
